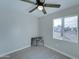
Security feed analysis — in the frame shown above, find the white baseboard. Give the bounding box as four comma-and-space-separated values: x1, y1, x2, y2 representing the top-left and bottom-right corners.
0, 45, 30, 58
0, 45, 78, 59
45, 45, 78, 59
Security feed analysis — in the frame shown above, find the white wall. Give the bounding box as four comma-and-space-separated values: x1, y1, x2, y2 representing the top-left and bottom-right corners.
0, 0, 39, 55
39, 5, 79, 59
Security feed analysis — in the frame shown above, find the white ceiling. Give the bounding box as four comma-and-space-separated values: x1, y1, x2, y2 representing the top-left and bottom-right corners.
0, 0, 79, 18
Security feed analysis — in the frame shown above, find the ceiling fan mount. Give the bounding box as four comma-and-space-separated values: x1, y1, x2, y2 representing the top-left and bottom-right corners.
21, 0, 61, 14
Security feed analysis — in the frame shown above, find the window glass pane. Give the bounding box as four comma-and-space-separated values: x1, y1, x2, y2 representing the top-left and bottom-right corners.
53, 16, 78, 43
53, 18, 62, 40
64, 16, 78, 43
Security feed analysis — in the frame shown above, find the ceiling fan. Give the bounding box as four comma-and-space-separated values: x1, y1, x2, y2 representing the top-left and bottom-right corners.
21, 0, 61, 14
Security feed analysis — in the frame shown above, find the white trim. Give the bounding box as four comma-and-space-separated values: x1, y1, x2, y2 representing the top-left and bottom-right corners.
0, 45, 30, 58
2, 56, 11, 58
45, 45, 78, 59
0, 45, 78, 59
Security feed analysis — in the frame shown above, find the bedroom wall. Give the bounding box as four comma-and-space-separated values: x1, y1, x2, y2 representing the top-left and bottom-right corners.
0, 0, 39, 55
39, 5, 79, 59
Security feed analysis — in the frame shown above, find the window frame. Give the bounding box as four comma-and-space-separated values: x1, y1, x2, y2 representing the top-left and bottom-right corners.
53, 15, 78, 43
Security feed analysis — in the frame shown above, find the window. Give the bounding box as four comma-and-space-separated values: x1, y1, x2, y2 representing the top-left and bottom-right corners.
53, 16, 78, 43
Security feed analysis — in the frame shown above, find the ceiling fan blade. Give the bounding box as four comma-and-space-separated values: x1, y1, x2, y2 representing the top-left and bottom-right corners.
29, 7, 38, 13
44, 4, 61, 8
21, 0, 36, 4
42, 7, 47, 14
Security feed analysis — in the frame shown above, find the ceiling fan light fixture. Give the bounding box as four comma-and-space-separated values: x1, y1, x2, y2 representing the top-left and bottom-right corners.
38, 6, 43, 11
21, 0, 61, 14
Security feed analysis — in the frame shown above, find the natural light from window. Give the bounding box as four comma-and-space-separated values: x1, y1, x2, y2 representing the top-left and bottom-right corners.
53, 16, 78, 43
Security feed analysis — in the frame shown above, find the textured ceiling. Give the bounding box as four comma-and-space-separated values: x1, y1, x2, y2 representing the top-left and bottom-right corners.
0, 0, 79, 18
